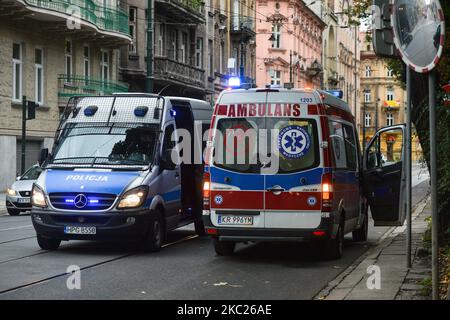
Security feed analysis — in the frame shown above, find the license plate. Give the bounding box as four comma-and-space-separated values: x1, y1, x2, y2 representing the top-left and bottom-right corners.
64, 226, 97, 235
18, 198, 30, 203
218, 215, 254, 225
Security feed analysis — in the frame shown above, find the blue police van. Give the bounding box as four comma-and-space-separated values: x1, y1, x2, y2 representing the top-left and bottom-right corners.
31, 94, 212, 251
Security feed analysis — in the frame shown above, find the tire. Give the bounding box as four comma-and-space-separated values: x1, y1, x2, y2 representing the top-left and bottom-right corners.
37, 234, 61, 250
141, 209, 165, 252
194, 219, 206, 236
325, 223, 344, 260
7, 208, 20, 216
352, 212, 368, 242
213, 239, 235, 256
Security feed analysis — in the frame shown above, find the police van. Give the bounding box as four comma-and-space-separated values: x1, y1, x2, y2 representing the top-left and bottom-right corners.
31, 94, 212, 251
202, 88, 407, 258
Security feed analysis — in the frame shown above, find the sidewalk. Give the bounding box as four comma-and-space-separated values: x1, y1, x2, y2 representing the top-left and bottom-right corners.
0, 192, 6, 215
316, 197, 432, 300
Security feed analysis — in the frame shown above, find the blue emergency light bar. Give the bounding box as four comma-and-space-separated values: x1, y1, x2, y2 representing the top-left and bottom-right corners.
326, 90, 344, 99
228, 77, 241, 88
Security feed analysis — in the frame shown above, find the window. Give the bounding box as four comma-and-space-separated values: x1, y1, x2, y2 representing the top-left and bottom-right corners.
129, 7, 137, 53
365, 113, 371, 127
387, 68, 394, 77
83, 45, 90, 83
269, 70, 281, 85
163, 124, 176, 151
12, 43, 22, 102
364, 90, 371, 102
100, 50, 109, 81
386, 88, 394, 101
365, 65, 372, 77
329, 121, 347, 169
195, 38, 203, 68
65, 40, 72, 78
386, 113, 394, 126
271, 24, 281, 48
181, 32, 188, 64
158, 24, 165, 56
171, 30, 177, 60
343, 124, 357, 170
35, 48, 44, 105
208, 40, 213, 77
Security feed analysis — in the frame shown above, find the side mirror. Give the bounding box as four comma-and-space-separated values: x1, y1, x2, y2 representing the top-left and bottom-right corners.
160, 148, 176, 170
38, 148, 49, 166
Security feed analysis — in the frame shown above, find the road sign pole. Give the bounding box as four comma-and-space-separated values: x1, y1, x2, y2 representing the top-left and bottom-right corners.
406, 67, 412, 268
429, 70, 439, 300
21, 95, 26, 175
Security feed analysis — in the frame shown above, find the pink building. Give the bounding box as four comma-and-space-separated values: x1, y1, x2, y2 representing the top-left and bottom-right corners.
255, 0, 325, 89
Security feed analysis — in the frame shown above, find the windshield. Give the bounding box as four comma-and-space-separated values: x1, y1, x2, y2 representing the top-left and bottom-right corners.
21, 166, 42, 180
52, 123, 160, 166
213, 117, 319, 174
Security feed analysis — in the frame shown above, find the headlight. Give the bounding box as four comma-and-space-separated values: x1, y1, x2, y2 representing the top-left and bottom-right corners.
31, 185, 47, 208
117, 186, 148, 209
7, 188, 17, 196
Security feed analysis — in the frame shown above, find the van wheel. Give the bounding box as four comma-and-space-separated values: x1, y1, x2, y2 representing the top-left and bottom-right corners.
213, 239, 235, 256
142, 209, 165, 252
37, 234, 61, 250
7, 209, 20, 216
352, 212, 368, 242
194, 219, 206, 236
325, 224, 344, 259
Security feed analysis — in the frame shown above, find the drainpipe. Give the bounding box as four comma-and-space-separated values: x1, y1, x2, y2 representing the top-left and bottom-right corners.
146, 0, 154, 93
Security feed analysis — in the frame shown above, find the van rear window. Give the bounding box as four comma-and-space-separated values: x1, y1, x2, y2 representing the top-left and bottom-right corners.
212, 117, 319, 174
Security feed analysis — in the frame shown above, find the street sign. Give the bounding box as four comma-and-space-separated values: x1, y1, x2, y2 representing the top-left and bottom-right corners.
391, 0, 445, 73
27, 101, 37, 120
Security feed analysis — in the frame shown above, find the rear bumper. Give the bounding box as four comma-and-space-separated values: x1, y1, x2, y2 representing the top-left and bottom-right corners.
203, 215, 336, 242
31, 208, 152, 241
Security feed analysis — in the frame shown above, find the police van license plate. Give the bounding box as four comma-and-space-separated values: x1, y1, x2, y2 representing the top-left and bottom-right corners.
64, 226, 96, 235
218, 215, 253, 225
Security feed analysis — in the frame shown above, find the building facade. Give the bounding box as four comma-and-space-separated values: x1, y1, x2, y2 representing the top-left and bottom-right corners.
359, 33, 422, 161
119, 0, 256, 104
0, 0, 131, 190
255, 0, 325, 89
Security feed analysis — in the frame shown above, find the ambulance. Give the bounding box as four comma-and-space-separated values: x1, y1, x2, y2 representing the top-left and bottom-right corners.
31, 94, 212, 251
202, 88, 407, 259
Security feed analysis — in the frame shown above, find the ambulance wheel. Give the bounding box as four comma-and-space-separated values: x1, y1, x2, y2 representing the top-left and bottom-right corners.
142, 209, 165, 252
213, 239, 235, 256
352, 212, 368, 242
194, 219, 206, 236
325, 223, 344, 259
7, 209, 20, 216
37, 234, 61, 250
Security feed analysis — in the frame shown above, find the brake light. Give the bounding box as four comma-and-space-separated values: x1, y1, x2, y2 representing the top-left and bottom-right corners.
203, 172, 211, 210
321, 172, 333, 212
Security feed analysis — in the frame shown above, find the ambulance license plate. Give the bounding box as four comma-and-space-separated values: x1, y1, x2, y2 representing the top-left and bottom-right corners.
64, 226, 96, 235
218, 215, 253, 225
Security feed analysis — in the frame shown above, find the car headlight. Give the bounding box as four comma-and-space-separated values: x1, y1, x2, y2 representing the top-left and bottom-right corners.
7, 188, 17, 196
117, 186, 148, 209
31, 185, 47, 208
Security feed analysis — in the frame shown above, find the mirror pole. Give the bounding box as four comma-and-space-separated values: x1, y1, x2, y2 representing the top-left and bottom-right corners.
429, 70, 439, 300
406, 67, 412, 269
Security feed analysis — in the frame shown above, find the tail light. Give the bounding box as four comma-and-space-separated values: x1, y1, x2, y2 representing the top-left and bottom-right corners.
321, 172, 333, 212
203, 171, 211, 210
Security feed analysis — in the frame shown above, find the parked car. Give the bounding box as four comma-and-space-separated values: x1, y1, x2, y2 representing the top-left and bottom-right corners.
6, 164, 42, 216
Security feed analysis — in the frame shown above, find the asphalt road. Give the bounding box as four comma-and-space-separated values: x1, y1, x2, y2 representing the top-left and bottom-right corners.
0, 173, 429, 300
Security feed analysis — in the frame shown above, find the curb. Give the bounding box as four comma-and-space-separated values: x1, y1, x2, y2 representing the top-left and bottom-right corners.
314, 195, 430, 300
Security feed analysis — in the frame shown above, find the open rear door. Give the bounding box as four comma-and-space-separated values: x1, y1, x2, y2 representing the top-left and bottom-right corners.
363, 125, 406, 226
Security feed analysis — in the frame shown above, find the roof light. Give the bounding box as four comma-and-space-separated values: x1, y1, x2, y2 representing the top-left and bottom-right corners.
169, 109, 177, 117
326, 90, 344, 99
84, 106, 98, 116
228, 76, 241, 88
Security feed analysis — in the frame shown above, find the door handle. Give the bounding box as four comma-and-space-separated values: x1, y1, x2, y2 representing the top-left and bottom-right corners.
266, 185, 285, 195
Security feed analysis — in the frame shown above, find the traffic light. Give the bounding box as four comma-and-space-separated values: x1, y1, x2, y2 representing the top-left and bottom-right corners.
27, 101, 37, 120
372, 0, 398, 58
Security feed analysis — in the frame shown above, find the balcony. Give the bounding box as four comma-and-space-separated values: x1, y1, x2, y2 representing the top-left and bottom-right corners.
58, 74, 128, 103
155, 0, 205, 23
154, 57, 205, 90
3, 0, 131, 45
230, 15, 255, 40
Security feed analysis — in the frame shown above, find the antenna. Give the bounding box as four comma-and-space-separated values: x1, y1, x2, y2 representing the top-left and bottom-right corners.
157, 84, 172, 95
